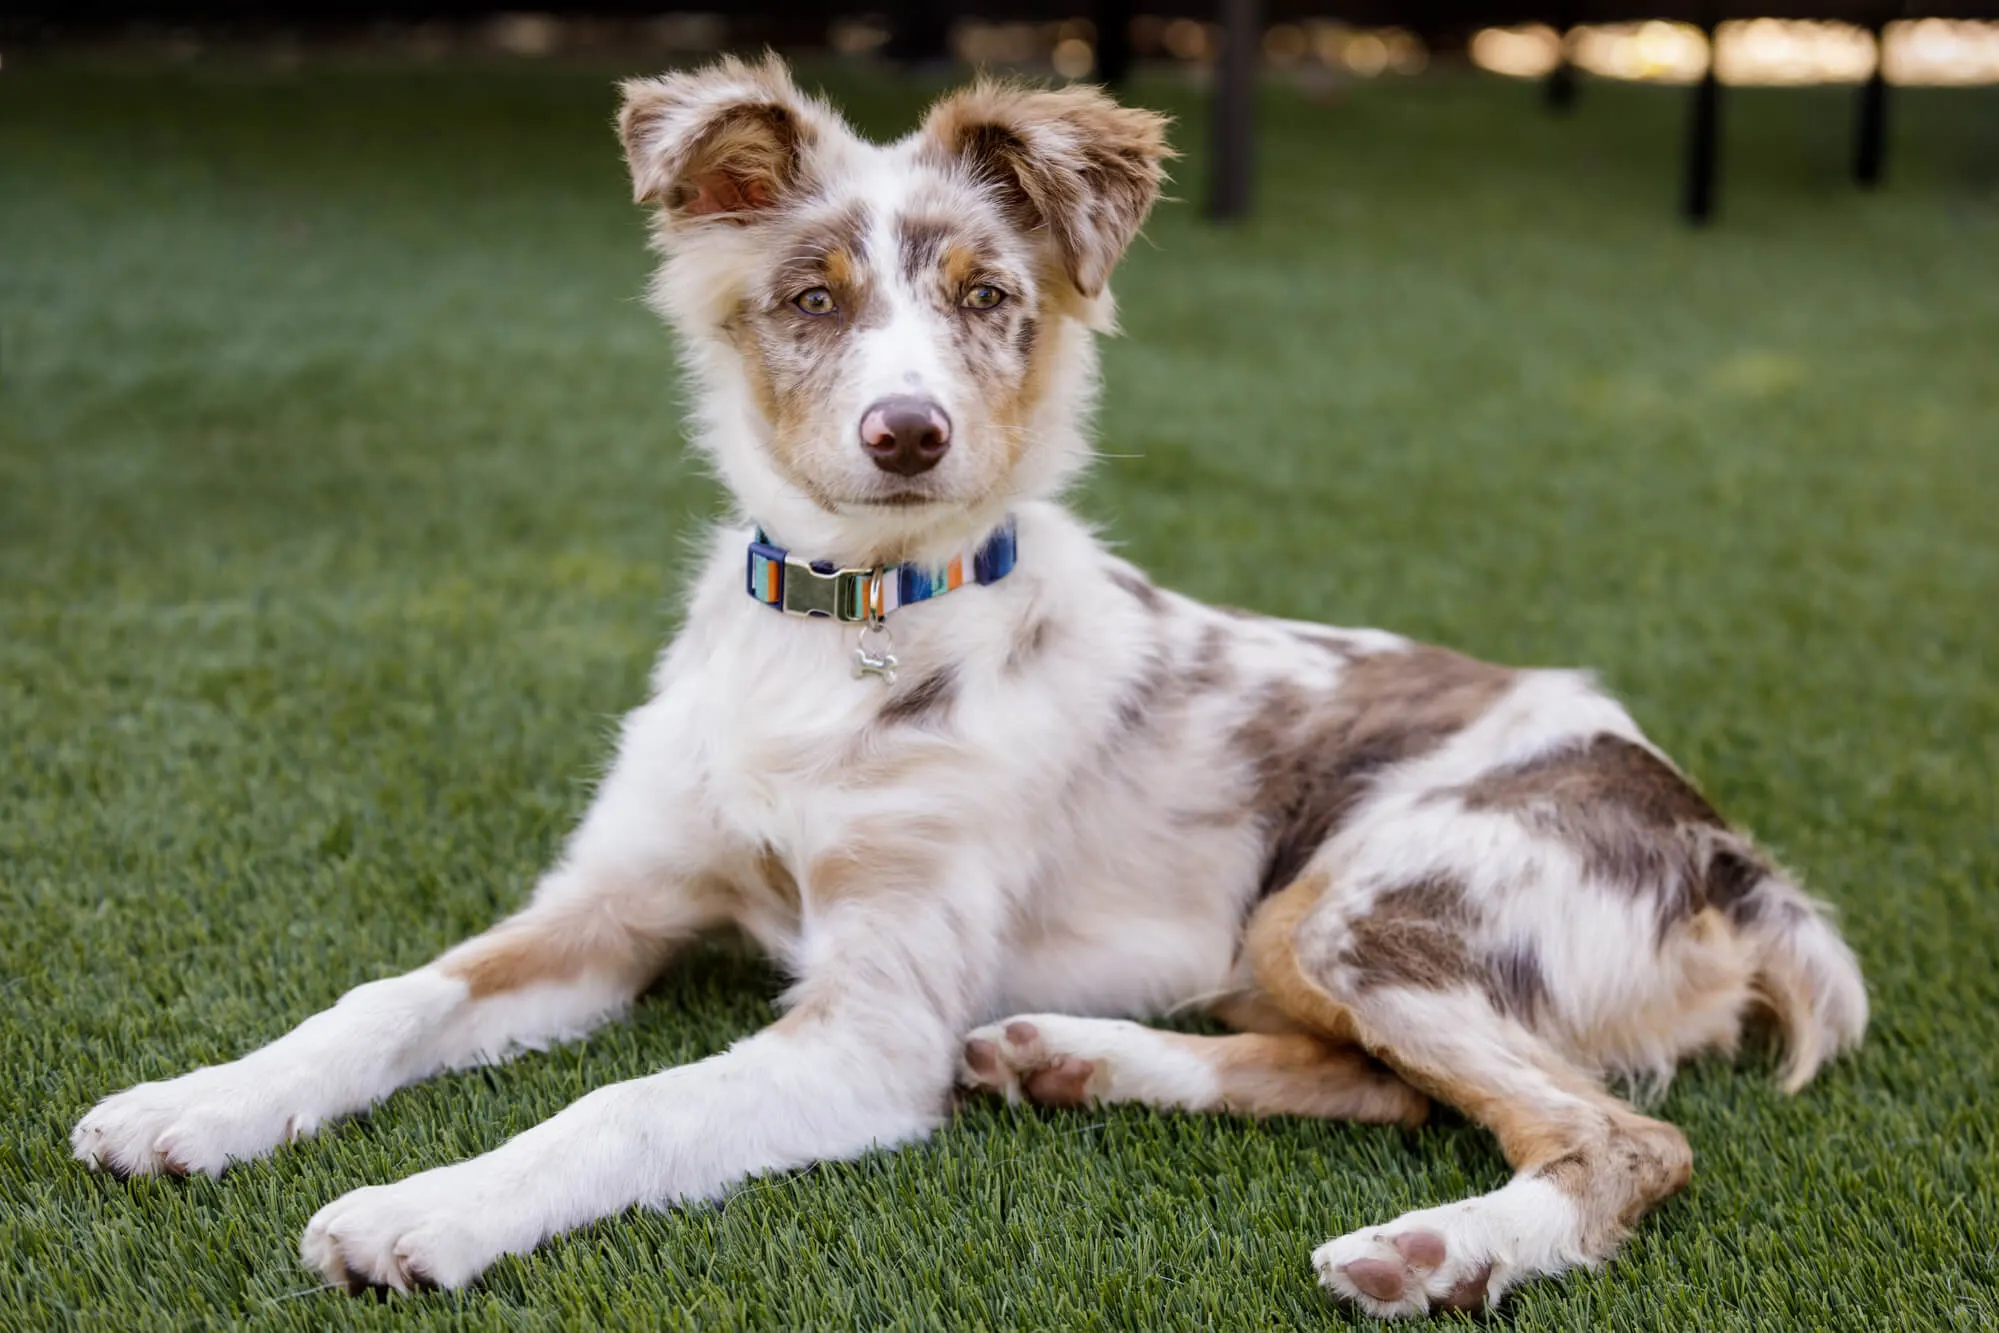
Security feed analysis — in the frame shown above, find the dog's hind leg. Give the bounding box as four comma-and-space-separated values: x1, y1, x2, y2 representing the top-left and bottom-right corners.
1249, 873, 1693, 1318
957, 1015, 1428, 1126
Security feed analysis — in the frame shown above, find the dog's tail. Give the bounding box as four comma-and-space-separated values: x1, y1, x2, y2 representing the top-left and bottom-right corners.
1733, 865, 1868, 1093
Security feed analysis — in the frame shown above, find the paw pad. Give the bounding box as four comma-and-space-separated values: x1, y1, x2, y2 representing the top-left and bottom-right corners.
963, 1038, 1001, 1079
1438, 1261, 1492, 1312
1022, 1055, 1096, 1108
1343, 1256, 1408, 1303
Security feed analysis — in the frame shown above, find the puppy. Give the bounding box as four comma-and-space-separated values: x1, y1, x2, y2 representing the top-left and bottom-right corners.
72, 57, 1866, 1317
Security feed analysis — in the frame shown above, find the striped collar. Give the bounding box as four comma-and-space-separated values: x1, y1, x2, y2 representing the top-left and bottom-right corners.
745, 518, 1018, 623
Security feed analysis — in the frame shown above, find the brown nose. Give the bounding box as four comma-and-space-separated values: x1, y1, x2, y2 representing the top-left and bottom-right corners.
859, 396, 951, 477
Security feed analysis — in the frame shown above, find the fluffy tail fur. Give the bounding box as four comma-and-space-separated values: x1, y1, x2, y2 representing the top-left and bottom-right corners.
1734, 871, 1868, 1093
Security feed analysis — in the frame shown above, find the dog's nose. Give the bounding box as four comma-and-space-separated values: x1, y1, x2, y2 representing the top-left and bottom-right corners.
859, 396, 952, 477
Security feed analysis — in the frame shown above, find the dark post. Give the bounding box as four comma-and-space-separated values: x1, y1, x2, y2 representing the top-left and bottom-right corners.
1095, 0, 1134, 87
1544, 11, 1577, 112
1544, 56, 1577, 112
884, 0, 954, 69
1854, 21, 1889, 187
1682, 22, 1721, 224
1208, 0, 1261, 220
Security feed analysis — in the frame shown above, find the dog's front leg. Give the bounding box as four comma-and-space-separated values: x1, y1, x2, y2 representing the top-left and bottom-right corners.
299, 881, 1001, 1293
72, 696, 726, 1180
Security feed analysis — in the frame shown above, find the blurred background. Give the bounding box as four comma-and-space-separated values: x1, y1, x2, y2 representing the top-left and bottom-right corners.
9, 2, 1999, 218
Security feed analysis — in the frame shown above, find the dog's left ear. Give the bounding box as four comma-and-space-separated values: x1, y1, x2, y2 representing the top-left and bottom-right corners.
921, 82, 1174, 298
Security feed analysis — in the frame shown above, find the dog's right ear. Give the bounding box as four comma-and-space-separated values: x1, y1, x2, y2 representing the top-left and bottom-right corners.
618, 55, 822, 221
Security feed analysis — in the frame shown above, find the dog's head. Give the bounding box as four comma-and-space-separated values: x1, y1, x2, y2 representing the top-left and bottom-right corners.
619, 56, 1171, 560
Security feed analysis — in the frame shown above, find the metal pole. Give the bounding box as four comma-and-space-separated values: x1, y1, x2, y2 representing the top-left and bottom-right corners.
1095, 0, 1134, 87
1854, 21, 1888, 187
1682, 22, 1720, 224
1207, 0, 1260, 220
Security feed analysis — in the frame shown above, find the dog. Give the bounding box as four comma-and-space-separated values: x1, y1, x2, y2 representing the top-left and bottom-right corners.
70, 56, 1867, 1317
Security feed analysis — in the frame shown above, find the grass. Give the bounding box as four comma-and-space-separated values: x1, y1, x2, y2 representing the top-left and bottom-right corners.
3, 52, 1997, 1331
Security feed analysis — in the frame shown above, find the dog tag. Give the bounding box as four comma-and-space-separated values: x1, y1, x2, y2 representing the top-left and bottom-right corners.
853, 623, 897, 684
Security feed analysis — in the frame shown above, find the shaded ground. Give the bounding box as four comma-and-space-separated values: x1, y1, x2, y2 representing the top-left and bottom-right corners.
2, 55, 1996, 1330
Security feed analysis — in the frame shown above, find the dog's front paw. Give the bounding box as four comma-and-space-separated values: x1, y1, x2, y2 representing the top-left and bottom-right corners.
302, 1169, 509, 1294
72, 1064, 322, 1179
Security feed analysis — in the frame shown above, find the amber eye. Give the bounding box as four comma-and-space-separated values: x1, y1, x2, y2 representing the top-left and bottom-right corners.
794, 287, 838, 316
961, 284, 1006, 312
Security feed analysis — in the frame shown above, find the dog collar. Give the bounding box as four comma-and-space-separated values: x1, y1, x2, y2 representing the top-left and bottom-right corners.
745, 518, 1018, 624
746, 519, 1017, 686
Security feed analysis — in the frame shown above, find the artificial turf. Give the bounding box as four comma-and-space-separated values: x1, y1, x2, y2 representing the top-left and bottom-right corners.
3, 50, 1996, 1332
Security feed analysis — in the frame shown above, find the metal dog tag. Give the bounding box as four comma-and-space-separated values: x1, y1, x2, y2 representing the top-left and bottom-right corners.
853, 622, 897, 684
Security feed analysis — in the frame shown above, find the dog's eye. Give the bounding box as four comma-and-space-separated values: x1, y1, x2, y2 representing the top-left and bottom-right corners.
794, 288, 838, 316
961, 284, 1006, 312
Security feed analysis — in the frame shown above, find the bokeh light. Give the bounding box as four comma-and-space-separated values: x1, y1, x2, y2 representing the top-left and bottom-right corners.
1469, 18, 1999, 86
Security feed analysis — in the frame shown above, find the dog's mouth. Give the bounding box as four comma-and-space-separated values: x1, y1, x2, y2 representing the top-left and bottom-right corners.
842, 488, 945, 509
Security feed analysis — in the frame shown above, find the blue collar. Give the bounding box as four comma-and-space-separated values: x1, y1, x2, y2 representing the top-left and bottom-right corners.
745, 518, 1018, 623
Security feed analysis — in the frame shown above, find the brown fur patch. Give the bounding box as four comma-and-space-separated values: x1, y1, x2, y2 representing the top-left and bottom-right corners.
1462, 733, 1722, 829
755, 844, 800, 907
1187, 622, 1232, 691
766, 202, 877, 327
1483, 943, 1550, 1019
439, 877, 713, 1002
1011, 314, 1039, 361
1210, 990, 1308, 1034
896, 215, 951, 286
1243, 873, 1361, 1045
941, 242, 983, 293
619, 57, 819, 217
823, 245, 859, 291
1460, 733, 1774, 935
1341, 875, 1483, 994
1239, 646, 1516, 897
877, 666, 958, 728
988, 289, 1067, 471
1203, 1033, 1429, 1125
807, 838, 941, 903
919, 80, 1174, 297
1532, 1113, 1693, 1252
1107, 565, 1166, 614
1286, 627, 1362, 661
444, 929, 583, 1001
1006, 615, 1056, 673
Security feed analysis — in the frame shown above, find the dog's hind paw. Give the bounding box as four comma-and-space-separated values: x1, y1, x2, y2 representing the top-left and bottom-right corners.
958, 1016, 1104, 1108
1313, 1176, 1588, 1317
1313, 1224, 1494, 1318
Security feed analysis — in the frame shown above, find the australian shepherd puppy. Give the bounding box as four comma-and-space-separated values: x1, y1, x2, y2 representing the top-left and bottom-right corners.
72, 56, 1866, 1317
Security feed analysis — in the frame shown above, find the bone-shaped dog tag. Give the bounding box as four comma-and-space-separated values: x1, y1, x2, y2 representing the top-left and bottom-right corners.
853, 623, 897, 685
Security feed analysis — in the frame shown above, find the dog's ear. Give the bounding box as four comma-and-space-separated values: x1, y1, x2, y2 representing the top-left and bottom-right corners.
921, 82, 1173, 298
618, 55, 825, 221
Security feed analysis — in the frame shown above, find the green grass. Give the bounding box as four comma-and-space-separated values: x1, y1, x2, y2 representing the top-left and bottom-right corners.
4, 53, 1997, 1331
